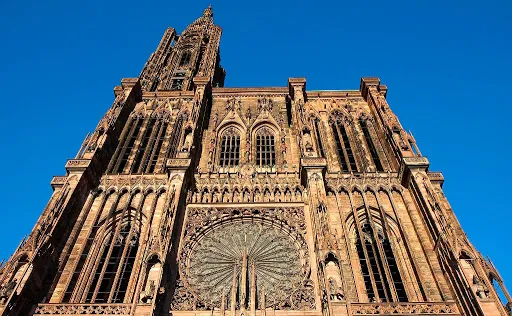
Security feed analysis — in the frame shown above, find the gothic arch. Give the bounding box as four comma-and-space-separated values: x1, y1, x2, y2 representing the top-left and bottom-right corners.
345, 204, 414, 303
216, 124, 243, 168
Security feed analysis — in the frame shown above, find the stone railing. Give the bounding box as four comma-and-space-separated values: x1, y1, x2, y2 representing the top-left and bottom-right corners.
34, 304, 132, 315
349, 302, 459, 315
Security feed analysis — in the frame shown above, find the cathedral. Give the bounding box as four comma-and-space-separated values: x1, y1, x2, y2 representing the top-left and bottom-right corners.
0, 6, 510, 316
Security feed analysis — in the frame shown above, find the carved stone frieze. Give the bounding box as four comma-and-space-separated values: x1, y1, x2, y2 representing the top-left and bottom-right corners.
34, 304, 132, 315
98, 174, 169, 192
190, 173, 304, 204
65, 159, 91, 172
349, 302, 459, 315
50, 176, 67, 189
325, 172, 401, 192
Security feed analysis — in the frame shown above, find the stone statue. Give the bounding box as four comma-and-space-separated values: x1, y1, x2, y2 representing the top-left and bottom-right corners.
140, 280, 156, 303
0, 280, 17, 304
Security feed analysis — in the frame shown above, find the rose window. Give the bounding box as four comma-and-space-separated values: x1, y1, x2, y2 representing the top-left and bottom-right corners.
185, 221, 305, 308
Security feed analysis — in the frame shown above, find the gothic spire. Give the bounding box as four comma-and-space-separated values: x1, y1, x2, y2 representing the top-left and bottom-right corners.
187, 5, 214, 29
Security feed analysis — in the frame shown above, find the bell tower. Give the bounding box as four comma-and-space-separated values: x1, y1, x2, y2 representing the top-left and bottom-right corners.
140, 5, 225, 92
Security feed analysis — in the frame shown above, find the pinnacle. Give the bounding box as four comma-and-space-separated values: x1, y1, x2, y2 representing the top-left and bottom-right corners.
185, 4, 214, 30
204, 4, 213, 18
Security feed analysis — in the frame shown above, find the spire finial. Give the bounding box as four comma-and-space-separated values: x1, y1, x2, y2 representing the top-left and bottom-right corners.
204, 4, 213, 18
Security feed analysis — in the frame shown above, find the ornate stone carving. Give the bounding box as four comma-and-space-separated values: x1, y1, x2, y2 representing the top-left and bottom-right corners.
98, 174, 169, 192
325, 172, 401, 192
65, 159, 91, 172
34, 304, 133, 315
172, 207, 314, 311
350, 302, 458, 315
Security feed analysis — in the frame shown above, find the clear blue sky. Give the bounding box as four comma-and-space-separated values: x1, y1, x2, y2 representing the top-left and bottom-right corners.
0, 0, 510, 293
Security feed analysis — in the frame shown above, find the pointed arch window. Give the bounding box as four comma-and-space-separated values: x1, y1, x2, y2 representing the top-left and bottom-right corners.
359, 118, 383, 172
255, 127, 276, 170
110, 117, 144, 174
109, 115, 170, 174
179, 51, 192, 67
85, 218, 139, 303
146, 120, 169, 173
330, 118, 357, 172
219, 127, 240, 168
313, 118, 325, 158
131, 118, 157, 173
168, 114, 186, 158
355, 223, 407, 302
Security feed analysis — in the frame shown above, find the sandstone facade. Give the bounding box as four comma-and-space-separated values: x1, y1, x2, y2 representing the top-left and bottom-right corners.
0, 6, 510, 316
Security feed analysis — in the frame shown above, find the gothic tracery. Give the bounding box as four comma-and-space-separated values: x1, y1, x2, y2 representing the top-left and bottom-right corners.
0, 6, 508, 316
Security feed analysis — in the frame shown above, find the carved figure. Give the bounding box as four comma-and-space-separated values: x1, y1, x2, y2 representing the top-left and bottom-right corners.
140, 280, 156, 303
0, 280, 17, 304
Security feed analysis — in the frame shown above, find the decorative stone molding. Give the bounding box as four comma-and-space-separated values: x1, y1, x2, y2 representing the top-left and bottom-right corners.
34, 304, 132, 315
403, 156, 430, 169
98, 174, 169, 193
325, 172, 401, 192
301, 157, 327, 168
65, 159, 91, 172
50, 176, 67, 189
428, 172, 445, 186
120, 78, 138, 88
349, 302, 459, 315
166, 158, 191, 170
191, 173, 304, 204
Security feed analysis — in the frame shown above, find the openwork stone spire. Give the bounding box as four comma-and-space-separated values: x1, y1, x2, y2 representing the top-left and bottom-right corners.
187, 5, 214, 29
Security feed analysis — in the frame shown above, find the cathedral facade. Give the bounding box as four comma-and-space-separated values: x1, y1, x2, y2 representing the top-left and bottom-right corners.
0, 6, 510, 316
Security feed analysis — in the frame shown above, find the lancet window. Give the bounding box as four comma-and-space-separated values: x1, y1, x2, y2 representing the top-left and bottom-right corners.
219, 127, 240, 168
108, 115, 170, 174
359, 118, 383, 172
109, 117, 144, 174
131, 118, 157, 173
168, 113, 185, 158
330, 118, 357, 172
355, 223, 407, 302
255, 127, 276, 170
179, 51, 192, 67
145, 119, 169, 173
85, 215, 140, 303
313, 118, 325, 158
170, 79, 184, 91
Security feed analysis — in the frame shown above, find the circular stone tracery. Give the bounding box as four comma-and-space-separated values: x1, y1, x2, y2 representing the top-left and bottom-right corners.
186, 221, 304, 307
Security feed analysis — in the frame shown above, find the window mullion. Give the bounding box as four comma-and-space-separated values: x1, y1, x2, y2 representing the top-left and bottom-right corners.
349, 198, 380, 301
149, 121, 168, 173
64, 192, 108, 303
229, 135, 233, 168
112, 118, 139, 174
90, 199, 129, 302
78, 193, 122, 303
364, 201, 393, 302
141, 120, 162, 173
334, 123, 348, 172
108, 222, 136, 303
314, 119, 325, 158
168, 116, 183, 159
338, 122, 353, 173
235, 136, 239, 166
108, 118, 134, 173
127, 118, 150, 173
356, 230, 380, 301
